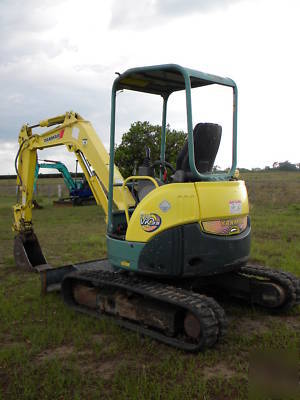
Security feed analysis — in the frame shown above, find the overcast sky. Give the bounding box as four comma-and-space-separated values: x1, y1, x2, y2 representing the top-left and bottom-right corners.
1, 0, 299, 174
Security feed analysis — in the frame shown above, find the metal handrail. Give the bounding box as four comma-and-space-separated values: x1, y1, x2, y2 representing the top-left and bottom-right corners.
122, 176, 159, 224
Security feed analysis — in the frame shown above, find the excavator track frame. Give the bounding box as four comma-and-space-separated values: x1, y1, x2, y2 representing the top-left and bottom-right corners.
61, 270, 227, 352
239, 264, 300, 311
193, 264, 300, 312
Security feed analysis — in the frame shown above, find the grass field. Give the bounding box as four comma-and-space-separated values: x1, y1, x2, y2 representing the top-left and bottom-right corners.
0, 171, 299, 399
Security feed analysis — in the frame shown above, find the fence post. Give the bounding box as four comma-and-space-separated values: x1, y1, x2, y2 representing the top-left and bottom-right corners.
47, 185, 51, 203
58, 184, 62, 199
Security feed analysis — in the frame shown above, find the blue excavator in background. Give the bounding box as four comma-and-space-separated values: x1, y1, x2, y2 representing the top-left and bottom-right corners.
34, 159, 94, 206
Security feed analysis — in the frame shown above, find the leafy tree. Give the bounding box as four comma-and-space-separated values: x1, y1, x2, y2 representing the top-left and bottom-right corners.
278, 161, 297, 171
115, 121, 187, 177
273, 161, 297, 171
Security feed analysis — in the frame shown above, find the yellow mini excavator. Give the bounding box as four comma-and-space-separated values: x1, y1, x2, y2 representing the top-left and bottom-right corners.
13, 64, 300, 352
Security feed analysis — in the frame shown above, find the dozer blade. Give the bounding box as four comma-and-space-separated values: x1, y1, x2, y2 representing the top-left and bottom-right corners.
14, 232, 49, 272
40, 259, 114, 294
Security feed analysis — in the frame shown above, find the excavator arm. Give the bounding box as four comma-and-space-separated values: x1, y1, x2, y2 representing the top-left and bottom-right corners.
13, 111, 135, 270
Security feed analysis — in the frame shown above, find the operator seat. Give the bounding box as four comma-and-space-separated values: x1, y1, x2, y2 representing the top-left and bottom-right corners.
173, 123, 222, 182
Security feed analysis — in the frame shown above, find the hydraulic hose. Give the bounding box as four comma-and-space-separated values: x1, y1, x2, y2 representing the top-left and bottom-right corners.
14, 140, 26, 188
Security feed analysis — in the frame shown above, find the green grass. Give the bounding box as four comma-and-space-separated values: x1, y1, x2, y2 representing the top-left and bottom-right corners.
0, 172, 299, 399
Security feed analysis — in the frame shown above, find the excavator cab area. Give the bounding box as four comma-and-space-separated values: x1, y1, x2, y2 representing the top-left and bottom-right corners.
107, 65, 242, 255
109, 64, 237, 181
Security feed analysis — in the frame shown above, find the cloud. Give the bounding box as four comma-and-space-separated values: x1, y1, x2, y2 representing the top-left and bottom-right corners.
0, 0, 101, 144
0, 0, 55, 33
157, 0, 243, 16
0, 141, 19, 174
0, 0, 68, 63
0, 62, 111, 174
74, 64, 108, 74
110, 0, 244, 29
0, 61, 109, 138
1, 0, 299, 174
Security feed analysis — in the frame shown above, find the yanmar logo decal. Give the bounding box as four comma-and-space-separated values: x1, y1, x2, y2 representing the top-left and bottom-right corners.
44, 129, 64, 143
140, 213, 161, 232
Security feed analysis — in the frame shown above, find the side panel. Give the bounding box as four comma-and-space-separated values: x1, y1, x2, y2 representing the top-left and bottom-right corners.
125, 183, 199, 242
195, 180, 249, 219
125, 180, 249, 243
137, 222, 251, 278
107, 236, 144, 270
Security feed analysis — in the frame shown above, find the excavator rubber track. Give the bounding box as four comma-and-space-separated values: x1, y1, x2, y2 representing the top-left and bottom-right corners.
203, 264, 300, 312
239, 264, 300, 311
62, 270, 227, 352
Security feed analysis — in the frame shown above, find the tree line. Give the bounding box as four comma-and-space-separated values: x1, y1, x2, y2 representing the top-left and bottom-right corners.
114, 121, 299, 177
2, 121, 298, 179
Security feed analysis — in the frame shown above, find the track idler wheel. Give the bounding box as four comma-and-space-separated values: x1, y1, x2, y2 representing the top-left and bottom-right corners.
203, 264, 299, 312
184, 312, 202, 339
251, 281, 286, 308
240, 265, 298, 311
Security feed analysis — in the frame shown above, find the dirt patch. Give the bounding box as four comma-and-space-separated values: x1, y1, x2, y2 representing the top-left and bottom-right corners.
0, 334, 31, 349
35, 344, 120, 380
36, 345, 96, 364
81, 358, 120, 380
254, 231, 281, 240
0, 264, 26, 279
230, 314, 300, 337
36, 345, 75, 362
202, 362, 236, 380
77, 348, 156, 381
1, 334, 14, 344
277, 316, 300, 330
230, 317, 271, 336
91, 333, 108, 345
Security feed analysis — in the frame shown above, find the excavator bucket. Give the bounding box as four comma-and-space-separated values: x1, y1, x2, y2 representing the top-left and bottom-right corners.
13, 232, 49, 272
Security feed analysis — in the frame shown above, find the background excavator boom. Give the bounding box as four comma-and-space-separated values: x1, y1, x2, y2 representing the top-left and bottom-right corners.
34, 161, 78, 193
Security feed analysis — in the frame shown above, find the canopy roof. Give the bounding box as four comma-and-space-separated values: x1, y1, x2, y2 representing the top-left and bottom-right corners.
116, 64, 236, 96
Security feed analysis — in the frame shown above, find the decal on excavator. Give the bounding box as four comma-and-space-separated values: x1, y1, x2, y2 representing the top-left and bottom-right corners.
44, 129, 64, 143
140, 213, 161, 232
229, 200, 242, 214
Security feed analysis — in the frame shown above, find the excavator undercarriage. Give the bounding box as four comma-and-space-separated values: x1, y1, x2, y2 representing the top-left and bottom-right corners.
37, 257, 300, 352
63, 269, 227, 352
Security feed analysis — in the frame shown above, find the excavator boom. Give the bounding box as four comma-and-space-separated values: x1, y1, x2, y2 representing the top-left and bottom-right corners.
13, 111, 135, 270
14, 111, 134, 233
